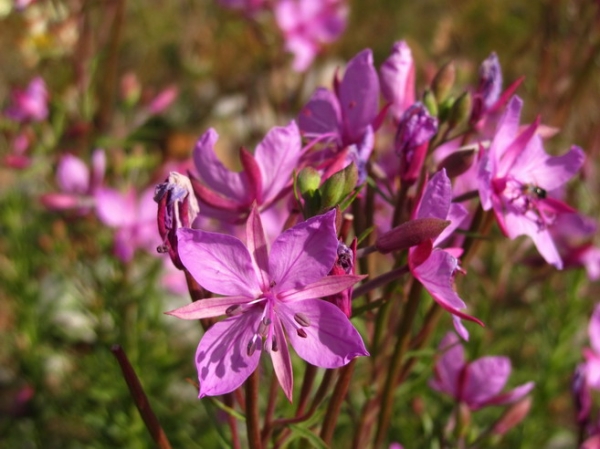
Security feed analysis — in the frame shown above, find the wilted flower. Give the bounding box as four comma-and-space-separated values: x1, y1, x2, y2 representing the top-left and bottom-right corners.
166, 208, 368, 400
430, 332, 535, 410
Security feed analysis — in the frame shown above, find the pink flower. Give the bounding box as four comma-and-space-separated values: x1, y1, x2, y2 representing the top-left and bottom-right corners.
166, 208, 368, 400
191, 121, 302, 223
95, 186, 158, 262
379, 40, 416, 122
583, 304, 600, 391
5, 77, 48, 123
430, 332, 535, 410
478, 96, 585, 268
409, 170, 482, 340
275, 0, 348, 72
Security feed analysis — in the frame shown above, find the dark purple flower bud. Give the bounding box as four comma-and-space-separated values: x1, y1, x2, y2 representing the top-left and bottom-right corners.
324, 239, 356, 318
395, 102, 438, 184
154, 172, 199, 269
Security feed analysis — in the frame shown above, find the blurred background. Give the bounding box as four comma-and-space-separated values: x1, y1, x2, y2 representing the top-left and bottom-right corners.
0, 0, 599, 447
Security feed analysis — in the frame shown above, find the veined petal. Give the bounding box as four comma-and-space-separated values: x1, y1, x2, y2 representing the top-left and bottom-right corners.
255, 121, 302, 204
177, 228, 261, 297
489, 96, 523, 165
278, 274, 364, 302
411, 249, 483, 326
195, 310, 262, 397
277, 299, 368, 368
166, 296, 253, 320
270, 210, 338, 291
246, 206, 270, 289
269, 316, 293, 401
461, 356, 511, 408
416, 169, 452, 221
193, 128, 250, 202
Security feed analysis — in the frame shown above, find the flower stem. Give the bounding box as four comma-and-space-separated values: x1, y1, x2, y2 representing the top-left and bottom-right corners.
320, 360, 356, 445
111, 345, 173, 449
245, 370, 263, 449
374, 281, 423, 448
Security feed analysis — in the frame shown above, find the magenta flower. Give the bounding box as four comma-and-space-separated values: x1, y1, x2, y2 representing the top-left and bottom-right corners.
430, 332, 535, 410
409, 170, 482, 340
5, 77, 48, 123
275, 0, 348, 72
40, 150, 105, 212
298, 49, 380, 149
95, 186, 158, 262
166, 208, 368, 400
191, 121, 302, 223
379, 40, 416, 122
478, 96, 585, 268
583, 304, 600, 391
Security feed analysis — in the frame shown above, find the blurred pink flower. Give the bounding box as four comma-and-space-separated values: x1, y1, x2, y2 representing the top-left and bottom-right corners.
275, 0, 348, 72
40, 150, 105, 212
430, 332, 535, 410
583, 304, 600, 391
5, 77, 48, 123
147, 85, 178, 115
95, 186, 158, 262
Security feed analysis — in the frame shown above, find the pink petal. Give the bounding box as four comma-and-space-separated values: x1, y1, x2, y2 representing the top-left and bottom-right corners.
278, 275, 364, 302
589, 304, 600, 355
379, 40, 415, 121
297, 87, 342, 141
429, 332, 465, 398
269, 210, 338, 291
515, 143, 584, 191
56, 155, 90, 194
461, 356, 511, 408
95, 187, 136, 227
277, 299, 368, 368
489, 96, 523, 165
192, 129, 249, 203
177, 228, 262, 297
166, 296, 253, 320
416, 169, 452, 221
246, 206, 270, 289
338, 49, 380, 144
195, 310, 262, 397
255, 121, 302, 205
269, 316, 294, 401
482, 381, 535, 407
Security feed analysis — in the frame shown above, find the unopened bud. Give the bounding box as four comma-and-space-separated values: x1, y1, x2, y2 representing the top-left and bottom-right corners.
376, 217, 450, 254
491, 396, 532, 436
297, 167, 322, 195
422, 89, 438, 117
448, 91, 472, 129
432, 61, 456, 103
154, 172, 199, 269
437, 147, 476, 179
320, 163, 358, 210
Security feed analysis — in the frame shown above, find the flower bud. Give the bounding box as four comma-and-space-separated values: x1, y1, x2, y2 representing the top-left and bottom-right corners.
432, 61, 456, 103
154, 172, 199, 269
320, 162, 358, 210
471, 52, 503, 124
491, 396, 532, 436
437, 147, 476, 179
448, 91, 472, 129
375, 217, 450, 254
395, 103, 438, 184
422, 89, 438, 116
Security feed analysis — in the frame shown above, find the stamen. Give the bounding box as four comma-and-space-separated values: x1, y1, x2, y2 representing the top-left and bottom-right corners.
294, 313, 311, 327
272, 335, 278, 352
225, 305, 243, 317
297, 328, 308, 338
156, 244, 169, 253
247, 339, 256, 357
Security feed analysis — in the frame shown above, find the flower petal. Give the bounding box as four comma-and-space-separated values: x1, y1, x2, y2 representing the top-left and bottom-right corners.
297, 87, 342, 141
589, 304, 600, 355
255, 121, 302, 205
416, 169, 452, 221
177, 228, 261, 297
95, 187, 136, 227
278, 274, 364, 302
461, 356, 511, 408
166, 296, 253, 320
192, 128, 249, 203
430, 332, 465, 398
246, 206, 270, 289
269, 316, 294, 401
56, 155, 90, 194
277, 299, 368, 368
196, 310, 262, 397
482, 381, 535, 407
269, 210, 338, 291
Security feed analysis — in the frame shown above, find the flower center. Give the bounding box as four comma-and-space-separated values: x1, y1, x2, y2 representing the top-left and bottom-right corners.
502, 177, 554, 230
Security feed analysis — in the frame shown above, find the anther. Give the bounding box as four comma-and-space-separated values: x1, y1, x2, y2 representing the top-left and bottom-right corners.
272, 335, 278, 352
297, 328, 308, 338
156, 244, 169, 253
225, 305, 243, 317
294, 313, 311, 327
